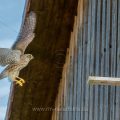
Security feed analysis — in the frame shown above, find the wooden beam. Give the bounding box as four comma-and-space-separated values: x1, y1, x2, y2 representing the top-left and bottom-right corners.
88, 76, 120, 86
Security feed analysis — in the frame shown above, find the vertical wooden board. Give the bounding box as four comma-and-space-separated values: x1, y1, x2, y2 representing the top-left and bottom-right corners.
82, 0, 88, 119
68, 32, 74, 120
63, 66, 67, 120
67, 32, 73, 120
89, 0, 96, 119
110, 0, 117, 120
62, 65, 65, 120
67, 67, 71, 120
76, 0, 84, 119
65, 35, 70, 120
77, 0, 82, 29
103, 0, 111, 119
63, 51, 69, 120
84, 0, 91, 120
93, 0, 101, 120
67, 52, 71, 120
54, 106, 57, 120
52, 111, 56, 120
76, 27, 83, 120
115, 0, 120, 119
79, 24, 84, 120
72, 17, 76, 120
58, 78, 63, 120
74, 12, 82, 120
61, 66, 65, 120
65, 35, 72, 120
71, 31, 75, 120
60, 70, 63, 120
62, 77, 65, 120
99, 0, 106, 119
72, 17, 78, 120
80, 1, 86, 120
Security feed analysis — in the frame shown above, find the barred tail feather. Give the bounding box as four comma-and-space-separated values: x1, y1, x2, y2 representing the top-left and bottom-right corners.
0, 72, 7, 80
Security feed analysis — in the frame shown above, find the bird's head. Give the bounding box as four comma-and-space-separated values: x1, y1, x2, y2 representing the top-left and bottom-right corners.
25, 54, 34, 60
21, 54, 34, 63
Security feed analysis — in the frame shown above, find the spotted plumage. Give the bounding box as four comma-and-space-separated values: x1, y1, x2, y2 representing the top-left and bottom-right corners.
0, 48, 21, 66
0, 11, 36, 86
0, 54, 33, 86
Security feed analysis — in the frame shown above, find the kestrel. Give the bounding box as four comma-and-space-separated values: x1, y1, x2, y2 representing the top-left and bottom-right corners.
0, 11, 36, 86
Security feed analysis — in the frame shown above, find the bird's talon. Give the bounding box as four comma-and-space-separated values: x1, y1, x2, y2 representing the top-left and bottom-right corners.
15, 77, 25, 84
19, 79, 25, 83
15, 81, 23, 86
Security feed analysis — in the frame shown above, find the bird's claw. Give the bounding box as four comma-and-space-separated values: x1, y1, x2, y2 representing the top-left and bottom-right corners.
15, 80, 23, 86
19, 79, 25, 84
15, 77, 25, 87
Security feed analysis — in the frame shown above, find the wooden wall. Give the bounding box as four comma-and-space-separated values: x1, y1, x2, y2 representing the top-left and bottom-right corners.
52, 0, 120, 120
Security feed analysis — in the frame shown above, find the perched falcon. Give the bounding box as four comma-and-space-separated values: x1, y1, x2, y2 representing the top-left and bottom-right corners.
0, 11, 36, 86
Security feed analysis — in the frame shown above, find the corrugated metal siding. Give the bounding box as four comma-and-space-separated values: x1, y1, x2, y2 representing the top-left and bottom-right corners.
52, 0, 120, 120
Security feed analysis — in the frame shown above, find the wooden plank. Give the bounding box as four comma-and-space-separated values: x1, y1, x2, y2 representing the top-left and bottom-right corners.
68, 32, 74, 120
77, 0, 84, 119
72, 16, 78, 120
79, 13, 84, 120
115, 0, 120, 119
99, 0, 106, 119
110, 0, 118, 120
61, 64, 65, 120
104, 0, 111, 119
73, 6, 81, 120
76, 23, 83, 120
88, 0, 96, 119
65, 35, 72, 120
65, 32, 73, 120
82, 0, 88, 119
93, 0, 101, 119
80, 1, 86, 120
70, 30, 75, 120
84, 0, 91, 120
63, 49, 69, 120
88, 76, 120, 86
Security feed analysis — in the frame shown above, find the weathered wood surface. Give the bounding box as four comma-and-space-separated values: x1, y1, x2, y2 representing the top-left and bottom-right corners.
51, 0, 120, 120
6, 0, 78, 120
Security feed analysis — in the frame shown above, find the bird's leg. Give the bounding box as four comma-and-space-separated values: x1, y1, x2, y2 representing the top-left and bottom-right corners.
9, 76, 24, 86
15, 76, 25, 84
12, 77, 25, 87
14, 79, 23, 86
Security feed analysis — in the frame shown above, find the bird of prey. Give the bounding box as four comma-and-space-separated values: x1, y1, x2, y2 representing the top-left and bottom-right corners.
0, 11, 36, 86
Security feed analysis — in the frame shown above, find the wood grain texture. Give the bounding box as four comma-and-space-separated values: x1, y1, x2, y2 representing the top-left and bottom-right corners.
51, 0, 120, 120
6, 0, 78, 120
6, 0, 120, 119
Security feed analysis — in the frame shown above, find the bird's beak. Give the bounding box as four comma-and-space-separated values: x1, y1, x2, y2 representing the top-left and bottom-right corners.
28, 54, 34, 60
32, 55, 34, 59
31, 55, 34, 60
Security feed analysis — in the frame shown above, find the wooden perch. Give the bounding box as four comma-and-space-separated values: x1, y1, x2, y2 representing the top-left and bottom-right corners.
88, 76, 120, 86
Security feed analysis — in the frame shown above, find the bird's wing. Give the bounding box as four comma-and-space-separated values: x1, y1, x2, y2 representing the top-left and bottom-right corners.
0, 48, 21, 66
12, 11, 36, 54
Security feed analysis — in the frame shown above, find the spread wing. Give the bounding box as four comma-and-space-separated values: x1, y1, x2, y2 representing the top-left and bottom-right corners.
12, 11, 36, 54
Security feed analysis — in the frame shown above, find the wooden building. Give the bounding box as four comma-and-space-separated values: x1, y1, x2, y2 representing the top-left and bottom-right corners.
6, 0, 120, 120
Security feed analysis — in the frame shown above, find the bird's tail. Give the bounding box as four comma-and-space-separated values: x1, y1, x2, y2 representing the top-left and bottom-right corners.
0, 72, 7, 80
